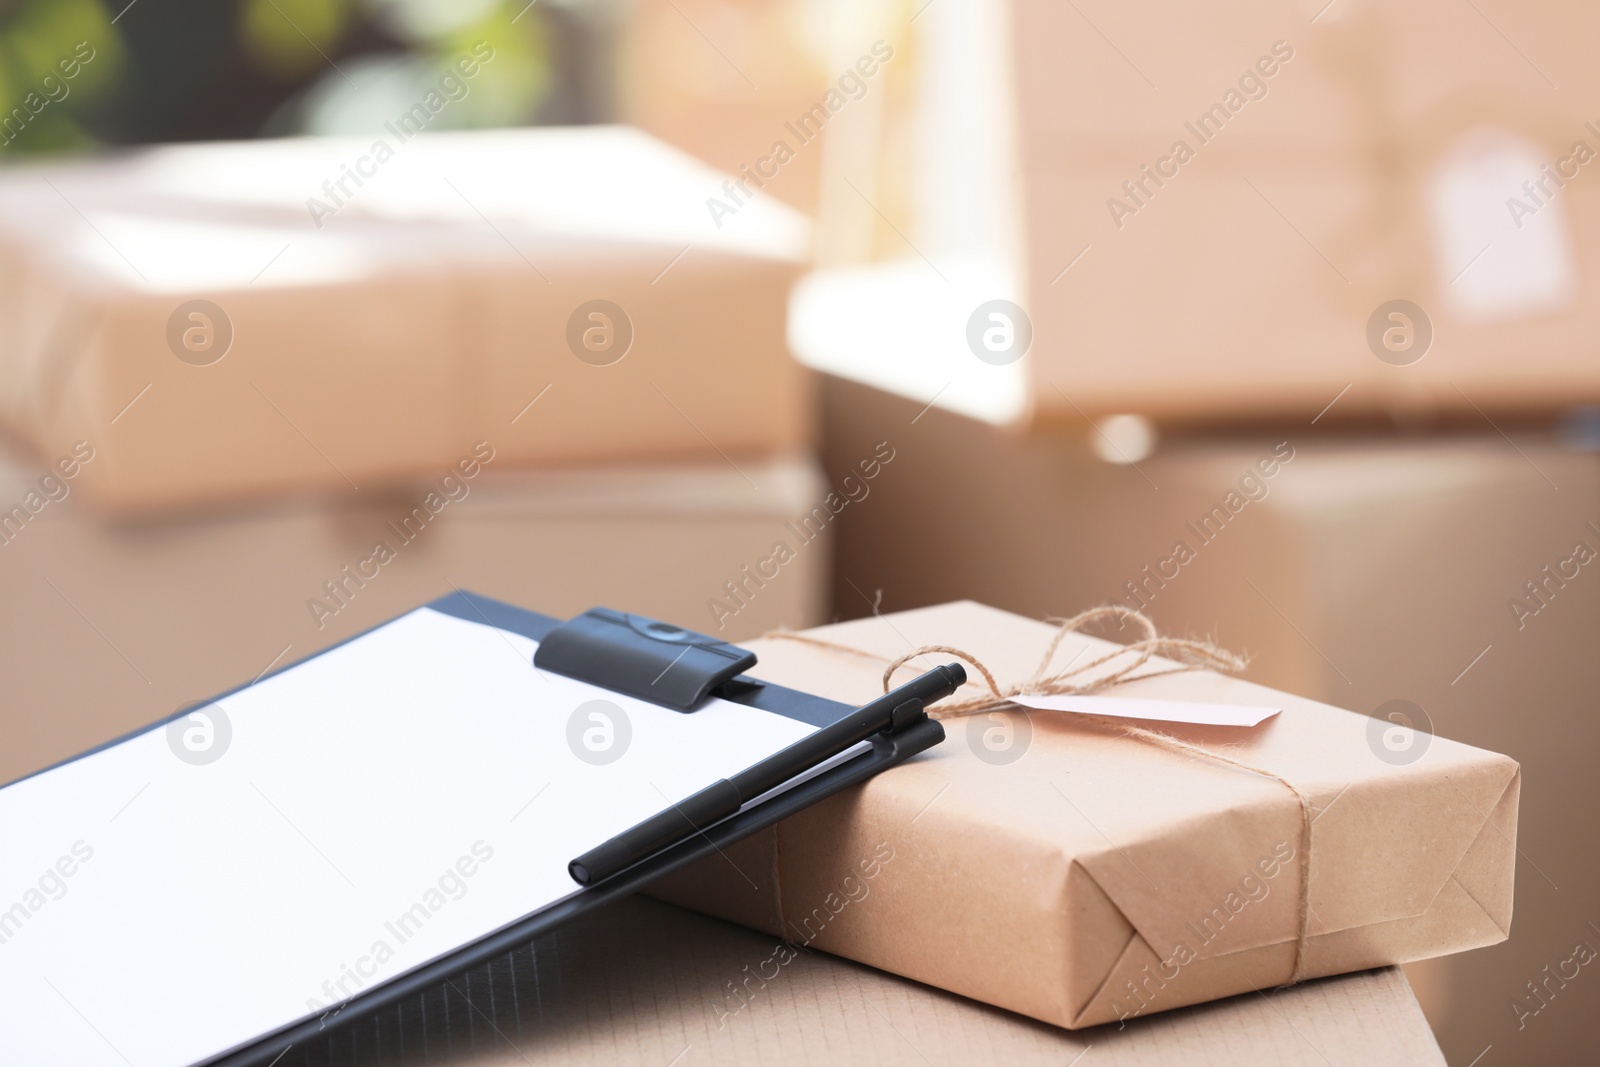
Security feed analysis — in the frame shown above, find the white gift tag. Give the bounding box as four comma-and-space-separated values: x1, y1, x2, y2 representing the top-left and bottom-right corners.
1428, 127, 1577, 322
1010, 693, 1281, 728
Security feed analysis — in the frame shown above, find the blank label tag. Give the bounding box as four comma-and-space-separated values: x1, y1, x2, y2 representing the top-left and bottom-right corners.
1011, 693, 1281, 728
1428, 127, 1577, 322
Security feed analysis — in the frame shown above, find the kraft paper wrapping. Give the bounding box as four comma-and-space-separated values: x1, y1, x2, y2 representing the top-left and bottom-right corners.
649, 601, 1518, 1029
0, 128, 808, 513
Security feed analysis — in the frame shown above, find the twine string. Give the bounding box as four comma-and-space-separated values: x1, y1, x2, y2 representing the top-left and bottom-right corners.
766, 605, 1314, 987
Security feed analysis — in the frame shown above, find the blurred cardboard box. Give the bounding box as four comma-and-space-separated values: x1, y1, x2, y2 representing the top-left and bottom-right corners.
617, 0, 831, 215
287, 895, 1447, 1066
652, 599, 1516, 1029
0, 448, 827, 786
0, 127, 811, 512
1016, 0, 1600, 423
798, 0, 1600, 429
617, 0, 932, 266
816, 372, 1600, 1064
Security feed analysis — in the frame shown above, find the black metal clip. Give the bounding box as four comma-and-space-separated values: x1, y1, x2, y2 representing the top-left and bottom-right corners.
532, 607, 758, 711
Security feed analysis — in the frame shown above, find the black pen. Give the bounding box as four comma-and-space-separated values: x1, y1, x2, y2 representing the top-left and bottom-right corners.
568, 662, 966, 886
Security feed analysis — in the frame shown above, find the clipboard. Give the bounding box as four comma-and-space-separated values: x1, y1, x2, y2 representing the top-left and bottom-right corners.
0, 591, 958, 1067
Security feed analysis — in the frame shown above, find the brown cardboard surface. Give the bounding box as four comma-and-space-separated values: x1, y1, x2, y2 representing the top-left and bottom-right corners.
0, 127, 811, 512
280, 896, 1445, 1066
1018, 162, 1600, 424
1009, 0, 1600, 420
0, 449, 827, 786
1010, 0, 1600, 149
650, 599, 1517, 1029
617, 0, 832, 215
800, 0, 1600, 423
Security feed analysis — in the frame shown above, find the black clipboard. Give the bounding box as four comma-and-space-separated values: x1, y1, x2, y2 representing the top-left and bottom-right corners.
3, 592, 950, 1067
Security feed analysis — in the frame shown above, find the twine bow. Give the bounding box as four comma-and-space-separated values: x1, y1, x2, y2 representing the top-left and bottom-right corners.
877, 605, 1248, 718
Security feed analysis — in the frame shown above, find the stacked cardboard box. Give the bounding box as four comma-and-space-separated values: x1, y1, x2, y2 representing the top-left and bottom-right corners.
287, 895, 1451, 1065
0, 446, 829, 786
815, 373, 1596, 1064
794, 0, 1600, 431
1014, 0, 1600, 424
0, 127, 829, 794
0, 127, 810, 512
788, 8, 1598, 1048
615, 0, 833, 216
651, 598, 1516, 1031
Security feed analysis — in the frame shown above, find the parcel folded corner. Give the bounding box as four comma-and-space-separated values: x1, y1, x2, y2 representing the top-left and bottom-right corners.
0, 127, 810, 513
647, 600, 1518, 1029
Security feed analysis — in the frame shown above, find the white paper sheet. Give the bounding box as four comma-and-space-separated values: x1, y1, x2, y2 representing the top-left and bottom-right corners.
0, 607, 816, 1067
1010, 693, 1281, 728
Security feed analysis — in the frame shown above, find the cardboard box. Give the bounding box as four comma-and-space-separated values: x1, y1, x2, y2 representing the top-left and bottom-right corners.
288, 895, 1447, 1066
616, 0, 831, 216
0, 449, 828, 786
650, 598, 1519, 1029
617, 0, 926, 267
794, 0, 1600, 426
813, 373, 1599, 1064
0, 127, 811, 512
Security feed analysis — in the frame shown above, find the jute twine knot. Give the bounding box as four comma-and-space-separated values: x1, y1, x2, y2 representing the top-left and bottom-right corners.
878, 605, 1247, 718
766, 605, 1315, 988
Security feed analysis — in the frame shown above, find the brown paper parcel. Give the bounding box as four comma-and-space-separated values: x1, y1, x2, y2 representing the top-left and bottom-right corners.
0, 128, 809, 513
649, 601, 1519, 1029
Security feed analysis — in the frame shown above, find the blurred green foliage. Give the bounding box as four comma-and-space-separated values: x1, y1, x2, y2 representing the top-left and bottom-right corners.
431, 3, 550, 129
0, 0, 121, 154
0, 0, 552, 155
239, 0, 354, 80
237, 0, 550, 130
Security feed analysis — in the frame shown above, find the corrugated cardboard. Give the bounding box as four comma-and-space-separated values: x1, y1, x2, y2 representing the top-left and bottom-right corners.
0, 449, 827, 786
0, 127, 811, 512
281, 896, 1446, 1066
650, 600, 1518, 1029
